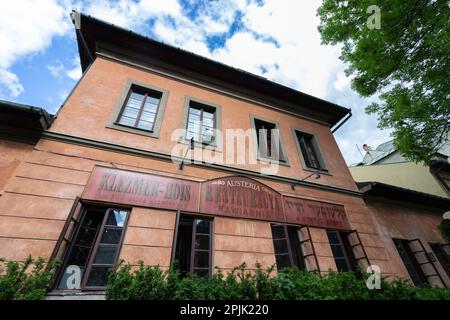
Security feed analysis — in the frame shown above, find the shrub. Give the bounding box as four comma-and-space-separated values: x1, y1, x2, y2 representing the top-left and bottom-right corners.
106, 261, 450, 300
0, 255, 60, 300
438, 219, 450, 242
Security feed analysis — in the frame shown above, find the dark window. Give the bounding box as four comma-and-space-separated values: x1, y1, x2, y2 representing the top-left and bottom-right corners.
116, 86, 162, 131
295, 131, 324, 170
393, 239, 428, 286
254, 119, 284, 161
327, 230, 358, 272
57, 206, 129, 290
271, 224, 305, 271
430, 243, 450, 278
173, 215, 212, 276
186, 101, 216, 145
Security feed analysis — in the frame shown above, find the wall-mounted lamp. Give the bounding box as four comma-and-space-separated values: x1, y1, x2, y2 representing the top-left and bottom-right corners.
179, 137, 195, 170
291, 170, 321, 190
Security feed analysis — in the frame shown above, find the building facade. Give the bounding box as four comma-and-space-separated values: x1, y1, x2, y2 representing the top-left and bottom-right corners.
0, 12, 445, 295
350, 141, 450, 288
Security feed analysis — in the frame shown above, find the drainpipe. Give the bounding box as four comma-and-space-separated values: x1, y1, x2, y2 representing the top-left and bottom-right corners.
331, 111, 352, 133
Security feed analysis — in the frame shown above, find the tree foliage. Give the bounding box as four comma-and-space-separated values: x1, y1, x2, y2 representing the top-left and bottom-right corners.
317, 0, 450, 162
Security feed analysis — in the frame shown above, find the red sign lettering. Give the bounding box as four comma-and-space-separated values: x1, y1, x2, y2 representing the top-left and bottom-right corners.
199, 176, 285, 223
83, 166, 200, 212
83, 167, 351, 230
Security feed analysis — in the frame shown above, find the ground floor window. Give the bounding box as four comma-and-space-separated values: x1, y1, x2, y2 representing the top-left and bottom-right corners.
173, 214, 212, 276
56, 206, 129, 290
327, 230, 358, 272
271, 224, 305, 271
429, 243, 450, 278
393, 238, 428, 286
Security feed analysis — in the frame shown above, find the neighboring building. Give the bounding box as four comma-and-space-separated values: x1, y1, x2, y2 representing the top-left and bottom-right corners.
0, 11, 445, 297
350, 141, 450, 287
351, 140, 450, 198
0, 100, 53, 194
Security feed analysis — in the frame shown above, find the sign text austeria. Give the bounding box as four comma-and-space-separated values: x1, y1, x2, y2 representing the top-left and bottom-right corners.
200, 176, 285, 222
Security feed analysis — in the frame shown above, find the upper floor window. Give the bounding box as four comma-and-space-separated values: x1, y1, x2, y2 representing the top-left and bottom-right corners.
117, 86, 162, 132
186, 101, 216, 145
254, 118, 285, 161
295, 130, 326, 171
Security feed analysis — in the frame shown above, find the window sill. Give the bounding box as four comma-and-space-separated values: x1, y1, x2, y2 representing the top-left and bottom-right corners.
257, 156, 290, 167
301, 167, 332, 176
106, 123, 159, 138
178, 138, 222, 152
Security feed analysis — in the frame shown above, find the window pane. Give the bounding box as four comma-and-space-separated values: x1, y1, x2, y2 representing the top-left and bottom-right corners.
195, 219, 210, 234
106, 210, 127, 227
143, 103, 158, 114
137, 120, 153, 131
118, 116, 136, 127
203, 111, 214, 120
194, 251, 210, 268
83, 210, 105, 227
140, 111, 156, 123
186, 130, 199, 141
100, 228, 123, 244
122, 106, 139, 119
275, 254, 291, 270
86, 266, 111, 287
146, 96, 160, 105
189, 107, 201, 116
174, 218, 193, 275
326, 230, 339, 244
66, 245, 91, 267
76, 227, 98, 247
330, 244, 345, 258
335, 258, 350, 272
273, 239, 288, 254
195, 234, 210, 250
193, 268, 210, 277
271, 225, 286, 240
129, 91, 145, 102
93, 246, 117, 264
296, 131, 321, 169
202, 116, 214, 128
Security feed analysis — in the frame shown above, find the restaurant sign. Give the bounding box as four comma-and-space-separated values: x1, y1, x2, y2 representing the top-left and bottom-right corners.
200, 176, 285, 223
83, 166, 199, 212
284, 196, 350, 230
83, 166, 350, 230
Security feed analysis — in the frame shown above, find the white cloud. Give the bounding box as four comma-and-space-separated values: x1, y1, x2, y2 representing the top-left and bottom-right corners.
333, 71, 351, 92
0, 0, 71, 98
47, 61, 65, 78
0, 68, 24, 98
0, 0, 391, 164
66, 56, 82, 80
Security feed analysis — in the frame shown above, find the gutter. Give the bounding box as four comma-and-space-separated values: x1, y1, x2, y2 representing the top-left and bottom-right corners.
70, 10, 94, 66
331, 110, 352, 133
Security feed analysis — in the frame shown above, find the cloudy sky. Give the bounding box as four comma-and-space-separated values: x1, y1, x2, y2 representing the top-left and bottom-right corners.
0, 0, 393, 164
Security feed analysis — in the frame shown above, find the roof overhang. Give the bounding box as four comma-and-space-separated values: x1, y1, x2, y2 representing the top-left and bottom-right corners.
0, 100, 54, 144
357, 181, 450, 212
70, 11, 351, 128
